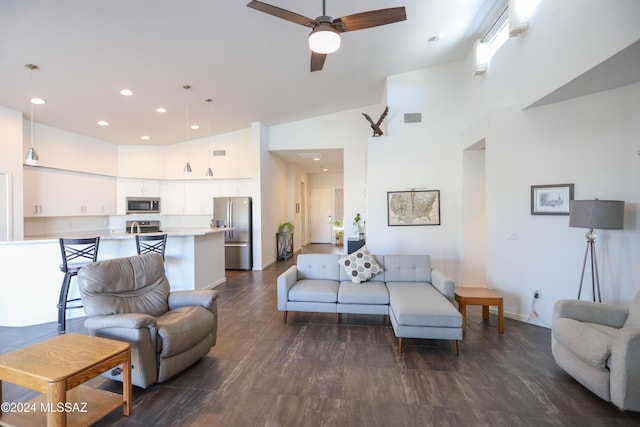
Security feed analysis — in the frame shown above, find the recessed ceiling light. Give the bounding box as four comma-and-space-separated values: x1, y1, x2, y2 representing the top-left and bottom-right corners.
322, 167, 328, 172
191, 124, 199, 130
156, 107, 167, 113
141, 135, 150, 140
119, 89, 133, 96
313, 157, 320, 161
30, 97, 45, 105
97, 120, 109, 126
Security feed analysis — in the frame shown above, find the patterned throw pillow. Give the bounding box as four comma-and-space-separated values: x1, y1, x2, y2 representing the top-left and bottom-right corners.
338, 246, 383, 284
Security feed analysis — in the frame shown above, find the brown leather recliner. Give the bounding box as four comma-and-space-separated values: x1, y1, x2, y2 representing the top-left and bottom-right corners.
78, 252, 219, 388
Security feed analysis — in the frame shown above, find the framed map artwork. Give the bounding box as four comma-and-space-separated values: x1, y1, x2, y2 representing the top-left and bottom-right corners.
387, 190, 440, 226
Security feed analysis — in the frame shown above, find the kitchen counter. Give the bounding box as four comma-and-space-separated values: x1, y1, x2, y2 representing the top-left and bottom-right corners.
0, 228, 229, 327
9, 227, 229, 244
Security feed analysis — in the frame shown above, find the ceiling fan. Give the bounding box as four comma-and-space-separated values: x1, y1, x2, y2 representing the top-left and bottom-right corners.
247, 0, 407, 72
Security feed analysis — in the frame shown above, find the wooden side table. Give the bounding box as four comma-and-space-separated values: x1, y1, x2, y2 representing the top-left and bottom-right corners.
454, 287, 504, 334
0, 333, 131, 426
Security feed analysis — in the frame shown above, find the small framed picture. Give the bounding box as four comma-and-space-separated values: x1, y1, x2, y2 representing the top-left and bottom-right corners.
531, 184, 574, 215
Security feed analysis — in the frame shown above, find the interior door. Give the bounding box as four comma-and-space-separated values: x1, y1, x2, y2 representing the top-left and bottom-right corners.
310, 187, 332, 243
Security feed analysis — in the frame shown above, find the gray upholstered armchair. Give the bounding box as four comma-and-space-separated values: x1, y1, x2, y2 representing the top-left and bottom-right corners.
552, 292, 640, 411
78, 252, 219, 389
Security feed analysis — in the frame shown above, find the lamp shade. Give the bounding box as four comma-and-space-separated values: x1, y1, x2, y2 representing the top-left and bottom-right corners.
569, 199, 625, 230
308, 24, 341, 54
24, 147, 40, 165
183, 161, 192, 176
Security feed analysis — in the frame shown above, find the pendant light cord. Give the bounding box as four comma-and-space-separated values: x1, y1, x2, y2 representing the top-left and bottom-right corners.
29, 67, 34, 149
206, 98, 212, 169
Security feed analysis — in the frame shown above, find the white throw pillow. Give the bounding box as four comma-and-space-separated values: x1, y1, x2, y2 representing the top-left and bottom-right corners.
338, 246, 383, 284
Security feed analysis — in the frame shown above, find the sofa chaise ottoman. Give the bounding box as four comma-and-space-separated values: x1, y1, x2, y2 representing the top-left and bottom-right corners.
277, 252, 463, 353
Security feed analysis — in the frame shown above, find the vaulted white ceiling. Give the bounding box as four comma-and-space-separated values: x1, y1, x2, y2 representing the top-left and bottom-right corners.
1, 1, 505, 172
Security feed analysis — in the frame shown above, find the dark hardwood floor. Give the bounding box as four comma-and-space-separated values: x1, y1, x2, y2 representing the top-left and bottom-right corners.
2, 244, 639, 426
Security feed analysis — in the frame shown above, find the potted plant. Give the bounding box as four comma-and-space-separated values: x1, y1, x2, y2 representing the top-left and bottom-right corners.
353, 213, 366, 241
333, 220, 344, 246
278, 221, 294, 234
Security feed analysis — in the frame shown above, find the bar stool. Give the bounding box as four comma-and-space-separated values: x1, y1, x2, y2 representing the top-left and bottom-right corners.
135, 234, 167, 259
58, 237, 100, 334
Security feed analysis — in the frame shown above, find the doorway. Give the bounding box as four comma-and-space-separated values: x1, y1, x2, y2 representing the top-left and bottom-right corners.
310, 187, 332, 243
462, 139, 487, 285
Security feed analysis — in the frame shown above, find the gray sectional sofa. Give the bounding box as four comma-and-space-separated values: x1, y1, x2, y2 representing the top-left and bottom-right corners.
277, 253, 463, 353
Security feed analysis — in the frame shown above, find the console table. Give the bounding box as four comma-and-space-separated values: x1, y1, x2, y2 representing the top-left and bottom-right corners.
276, 232, 294, 261
0, 333, 131, 426
347, 238, 365, 254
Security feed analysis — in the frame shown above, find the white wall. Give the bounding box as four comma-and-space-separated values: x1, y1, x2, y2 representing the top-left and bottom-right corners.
118, 145, 167, 178
27, 122, 119, 176
458, 0, 640, 326
474, 87, 639, 326
164, 128, 252, 180
366, 62, 467, 278
367, 135, 461, 278
464, 0, 640, 120
286, 164, 309, 250
254, 122, 289, 268
269, 105, 381, 247
461, 143, 487, 286
0, 107, 24, 239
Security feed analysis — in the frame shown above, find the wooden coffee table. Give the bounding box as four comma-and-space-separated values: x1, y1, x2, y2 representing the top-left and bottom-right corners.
455, 287, 504, 334
0, 333, 131, 427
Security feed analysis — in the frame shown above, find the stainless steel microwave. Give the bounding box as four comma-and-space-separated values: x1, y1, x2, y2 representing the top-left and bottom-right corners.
126, 197, 160, 214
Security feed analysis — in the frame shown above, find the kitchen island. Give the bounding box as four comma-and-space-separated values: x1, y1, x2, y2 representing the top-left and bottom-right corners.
0, 228, 228, 327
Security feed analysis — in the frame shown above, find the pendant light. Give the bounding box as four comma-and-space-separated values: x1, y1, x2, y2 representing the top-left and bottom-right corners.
182, 85, 192, 176
24, 64, 45, 166
205, 98, 214, 179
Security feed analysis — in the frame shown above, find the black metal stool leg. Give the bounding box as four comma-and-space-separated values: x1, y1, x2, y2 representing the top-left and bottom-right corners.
57, 272, 74, 334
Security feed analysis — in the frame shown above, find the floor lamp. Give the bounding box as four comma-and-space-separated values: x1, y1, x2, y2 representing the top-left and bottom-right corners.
569, 199, 625, 302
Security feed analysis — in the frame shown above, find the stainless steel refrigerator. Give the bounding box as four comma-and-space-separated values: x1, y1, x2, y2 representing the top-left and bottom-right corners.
213, 197, 253, 270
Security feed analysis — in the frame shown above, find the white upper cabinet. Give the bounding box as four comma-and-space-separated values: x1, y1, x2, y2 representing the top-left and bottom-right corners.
160, 180, 216, 216
24, 168, 116, 217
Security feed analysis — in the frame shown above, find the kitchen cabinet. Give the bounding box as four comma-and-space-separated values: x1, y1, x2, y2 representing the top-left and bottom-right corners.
81, 174, 117, 215
184, 180, 216, 215
24, 168, 70, 216
161, 180, 216, 215
161, 180, 187, 215
24, 168, 116, 217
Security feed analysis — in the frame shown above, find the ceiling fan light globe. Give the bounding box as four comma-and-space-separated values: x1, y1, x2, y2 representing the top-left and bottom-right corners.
308, 26, 341, 54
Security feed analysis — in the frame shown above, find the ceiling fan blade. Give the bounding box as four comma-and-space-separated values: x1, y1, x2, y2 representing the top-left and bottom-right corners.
310, 51, 327, 72
335, 7, 407, 32
247, 1, 315, 27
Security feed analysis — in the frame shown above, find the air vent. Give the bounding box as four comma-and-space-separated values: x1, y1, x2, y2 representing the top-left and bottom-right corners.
404, 113, 422, 123
213, 150, 226, 157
